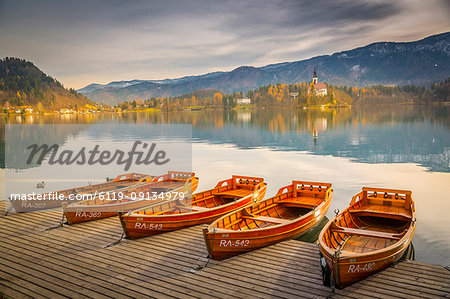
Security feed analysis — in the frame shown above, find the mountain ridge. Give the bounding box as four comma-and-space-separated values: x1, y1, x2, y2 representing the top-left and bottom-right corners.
0, 57, 93, 109
79, 32, 450, 105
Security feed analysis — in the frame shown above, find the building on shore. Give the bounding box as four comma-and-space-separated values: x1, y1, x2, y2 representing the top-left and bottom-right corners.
236, 98, 251, 105
309, 67, 327, 96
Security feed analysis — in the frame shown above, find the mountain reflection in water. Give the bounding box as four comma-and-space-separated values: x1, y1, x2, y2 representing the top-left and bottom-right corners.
2, 105, 448, 172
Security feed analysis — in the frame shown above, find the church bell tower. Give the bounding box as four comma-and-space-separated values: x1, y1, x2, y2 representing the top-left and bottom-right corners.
312, 67, 318, 84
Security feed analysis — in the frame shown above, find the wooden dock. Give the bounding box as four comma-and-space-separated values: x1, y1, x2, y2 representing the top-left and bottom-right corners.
1, 202, 449, 299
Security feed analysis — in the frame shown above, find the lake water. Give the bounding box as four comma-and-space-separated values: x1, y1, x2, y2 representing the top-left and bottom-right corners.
1, 104, 449, 266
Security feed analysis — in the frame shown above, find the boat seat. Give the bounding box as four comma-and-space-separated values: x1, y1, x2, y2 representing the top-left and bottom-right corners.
175, 198, 209, 212
349, 204, 412, 221
185, 205, 209, 212
216, 189, 250, 197
329, 223, 403, 240
243, 215, 290, 224
278, 197, 322, 209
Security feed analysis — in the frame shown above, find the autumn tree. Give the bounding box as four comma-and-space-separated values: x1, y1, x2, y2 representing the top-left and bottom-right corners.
213, 92, 223, 106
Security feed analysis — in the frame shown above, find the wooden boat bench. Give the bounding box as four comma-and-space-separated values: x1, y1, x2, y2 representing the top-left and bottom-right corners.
175, 203, 209, 212
329, 222, 404, 240
175, 199, 209, 212
349, 204, 412, 221
216, 189, 251, 197
242, 215, 291, 225
187, 205, 209, 212
277, 197, 322, 209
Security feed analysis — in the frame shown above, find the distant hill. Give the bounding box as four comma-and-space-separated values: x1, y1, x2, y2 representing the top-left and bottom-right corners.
80, 32, 450, 105
0, 57, 93, 109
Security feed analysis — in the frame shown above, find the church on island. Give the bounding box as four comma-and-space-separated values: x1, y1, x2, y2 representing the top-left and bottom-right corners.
309, 67, 327, 96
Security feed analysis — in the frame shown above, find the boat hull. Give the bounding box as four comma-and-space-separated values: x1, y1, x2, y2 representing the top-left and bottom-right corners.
121, 189, 265, 239
203, 207, 329, 260
8, 173, 147, 213
203, 181, 332, 260
119, 176, 266, 239
325, 234, 413, 288
63, 173, 198, 224
318, 187, 416, 289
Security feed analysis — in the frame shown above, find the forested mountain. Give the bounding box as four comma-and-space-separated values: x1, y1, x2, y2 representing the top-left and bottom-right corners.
80, 32, 450, 105
0, 57, 92, 110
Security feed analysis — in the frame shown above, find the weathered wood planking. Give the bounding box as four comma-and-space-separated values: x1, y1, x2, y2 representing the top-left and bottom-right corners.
0, 201, 449, 299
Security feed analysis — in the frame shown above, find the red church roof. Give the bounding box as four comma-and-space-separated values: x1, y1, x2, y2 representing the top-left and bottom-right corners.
314, 83, 327, 89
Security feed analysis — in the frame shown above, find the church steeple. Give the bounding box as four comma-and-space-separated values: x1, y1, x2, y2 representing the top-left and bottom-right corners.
312, 67, 318, 84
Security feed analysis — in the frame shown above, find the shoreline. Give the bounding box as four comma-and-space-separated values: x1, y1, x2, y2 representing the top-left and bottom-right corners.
3, 102, 450, 117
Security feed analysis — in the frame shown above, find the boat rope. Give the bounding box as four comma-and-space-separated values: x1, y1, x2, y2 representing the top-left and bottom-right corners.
189, 226, 216, 273
326, 254, 336, 298
326, 247, 341, 298
104, 211, 131, 248
4, 205, 13, 216
44, 212, 66, 231
104, 231, 125, 248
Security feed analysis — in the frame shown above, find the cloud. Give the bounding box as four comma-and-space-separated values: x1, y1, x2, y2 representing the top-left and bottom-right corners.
215, 0, 400, 33
0, 0, 448, 88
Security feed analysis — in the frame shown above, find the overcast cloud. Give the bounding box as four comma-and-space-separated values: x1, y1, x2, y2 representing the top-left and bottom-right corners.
0, 0, 448, 88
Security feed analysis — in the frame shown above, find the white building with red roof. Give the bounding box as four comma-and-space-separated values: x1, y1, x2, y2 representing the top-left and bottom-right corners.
310, 67, 328, 96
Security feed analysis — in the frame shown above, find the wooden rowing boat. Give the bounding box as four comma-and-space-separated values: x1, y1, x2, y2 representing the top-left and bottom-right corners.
8, 173, 148, 212
62, 171, 199, 224
119, 175, 267, 239
319, 187, 416, 289
203, 180, 333, 260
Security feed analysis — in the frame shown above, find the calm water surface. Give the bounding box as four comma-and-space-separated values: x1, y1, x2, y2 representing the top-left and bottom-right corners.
1, 105, 449, 265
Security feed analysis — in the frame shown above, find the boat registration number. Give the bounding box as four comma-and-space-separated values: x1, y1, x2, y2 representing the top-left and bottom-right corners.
22, 202, 46, 208
219, 240, 249, 247
74, 212, 102, 218
347, 262, 376, 273
135, 222, 163, 230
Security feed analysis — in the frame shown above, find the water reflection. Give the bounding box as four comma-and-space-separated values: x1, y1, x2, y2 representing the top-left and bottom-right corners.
297, 216, 329, 243
4, 124, 87, 169
2, 105, 448, 172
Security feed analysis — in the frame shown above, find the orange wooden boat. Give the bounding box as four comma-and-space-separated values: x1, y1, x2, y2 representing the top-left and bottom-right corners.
62, 171, 199, 224
8, 173, 148, 212
203, 181, 332, 260
319, 187, 416, 289
119, 175, 267, 239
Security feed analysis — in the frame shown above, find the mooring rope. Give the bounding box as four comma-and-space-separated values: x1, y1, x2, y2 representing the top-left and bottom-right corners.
104, 231, 125, 248
326, 246, 341, 298
326, 255, 335, 298
44, 212, 66, 231
104, 211, 131, 248
189, 226, 216, 273
4, 206, 13, 216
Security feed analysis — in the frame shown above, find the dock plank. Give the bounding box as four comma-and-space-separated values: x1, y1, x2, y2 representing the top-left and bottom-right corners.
1, 201, 449, 299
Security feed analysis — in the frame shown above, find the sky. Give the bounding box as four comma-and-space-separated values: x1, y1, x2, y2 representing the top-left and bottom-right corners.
0, 0, 449, 89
